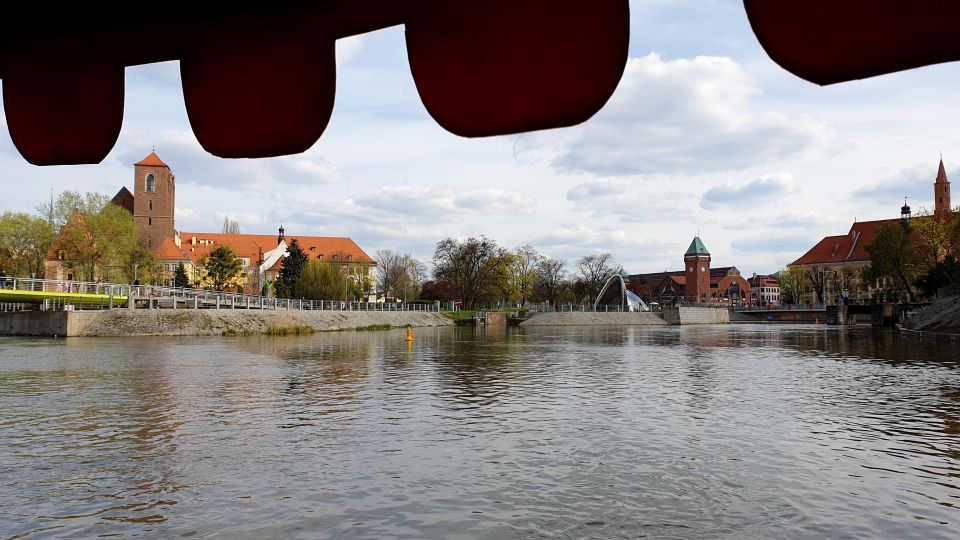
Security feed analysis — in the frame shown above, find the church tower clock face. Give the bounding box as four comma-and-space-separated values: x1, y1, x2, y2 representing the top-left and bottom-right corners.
701, 266, 706, 272
688, 266, 693, 272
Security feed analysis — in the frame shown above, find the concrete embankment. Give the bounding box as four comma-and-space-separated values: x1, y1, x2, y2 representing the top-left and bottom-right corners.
902, 295, 960, 336
662, 307, 730, 325
0, 310, 453, 337
520, 312, 668, 326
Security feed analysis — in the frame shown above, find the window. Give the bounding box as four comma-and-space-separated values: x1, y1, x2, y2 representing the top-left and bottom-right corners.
149, 200, 153, 211
146, 174, 156, 193
318, 254, 324, 260
347, 255, 353, 262
332, 255, 339, 262
148, 217, 152, 226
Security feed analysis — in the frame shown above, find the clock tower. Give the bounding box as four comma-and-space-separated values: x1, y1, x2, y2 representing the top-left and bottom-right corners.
684, 236, 711, 304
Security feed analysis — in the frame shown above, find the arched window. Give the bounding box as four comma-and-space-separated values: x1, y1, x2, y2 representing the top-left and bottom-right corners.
148, 217, 152, 226
148, 200, 153, 211
146, 174, 156, 193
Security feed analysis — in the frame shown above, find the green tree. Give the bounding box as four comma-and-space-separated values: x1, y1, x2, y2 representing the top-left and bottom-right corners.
276, 238, 309, 298
864, 223, 920, 302
57, 203, 139, 281
778, 265, 807, 305
0, 211, 54, 277
509, 244, 541, 306
202, 246, 243, 291
295, 260, 342, 300
173, 262, 190, 287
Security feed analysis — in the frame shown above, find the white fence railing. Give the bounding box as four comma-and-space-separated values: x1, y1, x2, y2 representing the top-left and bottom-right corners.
0, 277, 440, 312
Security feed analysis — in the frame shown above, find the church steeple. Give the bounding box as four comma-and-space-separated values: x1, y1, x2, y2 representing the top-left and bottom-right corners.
935, 157, 951, 215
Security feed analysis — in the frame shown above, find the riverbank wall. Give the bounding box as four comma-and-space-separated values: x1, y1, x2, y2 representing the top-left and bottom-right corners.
662, 307, 730, 325
0, 310, 453, 337
519, 312, 668, 326
520, 308, 731, 326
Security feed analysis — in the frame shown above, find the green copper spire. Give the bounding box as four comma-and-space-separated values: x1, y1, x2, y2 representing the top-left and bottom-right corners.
685, 236, 709, 256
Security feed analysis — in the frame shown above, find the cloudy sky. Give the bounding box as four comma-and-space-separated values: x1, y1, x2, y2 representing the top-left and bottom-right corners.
2, 0, 958, 275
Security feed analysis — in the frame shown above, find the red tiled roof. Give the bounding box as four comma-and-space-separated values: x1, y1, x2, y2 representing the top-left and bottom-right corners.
134, 152, 169, 168
153, 237, 190, 261
792, 218, 899, 266
178, 232, 375, 266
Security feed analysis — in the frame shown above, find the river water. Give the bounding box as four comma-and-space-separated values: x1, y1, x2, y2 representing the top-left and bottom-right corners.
1, 325, 959, 539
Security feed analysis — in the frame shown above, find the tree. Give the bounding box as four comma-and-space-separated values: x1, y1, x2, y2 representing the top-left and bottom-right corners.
917, 254, 960, 298
533, 257, 567, 305
864, 223, 920, 302
432, 236, 506, 309
173, 262, 190, 287
509, 244, 541, 307
221, 216, 242, 235
124, 242, 157, 284
778, 265, 807, 305
403, 255, 428, 302
910, 207, 959, 269
375, 249, 408, 300
295, 260, 343, 300
57, 203, 139, 282
575, 253, 617, 303
420, 279, 456, 302
202, 246, 243, 291
37, 191, 110, 233
276, 239, 309, 298
0, 212, 54, 277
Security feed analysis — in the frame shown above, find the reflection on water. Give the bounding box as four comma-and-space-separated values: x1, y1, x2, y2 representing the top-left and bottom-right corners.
1, 325, 960, 538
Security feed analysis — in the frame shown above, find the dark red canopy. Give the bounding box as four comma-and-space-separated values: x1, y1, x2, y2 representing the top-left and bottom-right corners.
0, 1, 629, 165
744, 0, 960, 85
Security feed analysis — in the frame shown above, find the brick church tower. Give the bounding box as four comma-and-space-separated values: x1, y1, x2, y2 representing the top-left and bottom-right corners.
935, 158, 952, 215
684, 236, 711, 304
133, 151, 176, 248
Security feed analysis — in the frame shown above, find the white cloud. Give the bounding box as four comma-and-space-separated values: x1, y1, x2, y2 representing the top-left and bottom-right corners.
850, 162, 950, 207
348, 185, 535, 218
520, 53, 834, 176
113, 129, 340, 192
701, 172, 795, 209
564, 178, 699, 222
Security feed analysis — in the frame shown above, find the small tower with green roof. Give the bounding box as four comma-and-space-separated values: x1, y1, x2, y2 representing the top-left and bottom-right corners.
684, 236, 711, 304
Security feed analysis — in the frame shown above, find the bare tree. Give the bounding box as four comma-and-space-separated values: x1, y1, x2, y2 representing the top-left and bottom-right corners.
432, 236, 506, 309
221, 216, 242, 235
534, 257, 566, 305
375, 249, 407, 301
575, 253, 617, 303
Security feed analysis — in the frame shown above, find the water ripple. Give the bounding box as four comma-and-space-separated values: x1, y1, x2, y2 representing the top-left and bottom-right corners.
1, 326, 959, 538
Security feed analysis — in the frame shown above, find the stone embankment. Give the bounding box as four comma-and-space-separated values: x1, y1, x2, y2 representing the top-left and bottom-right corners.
902, 295, 960, 336
0, 310, 453, 337
520, 312, 668, 326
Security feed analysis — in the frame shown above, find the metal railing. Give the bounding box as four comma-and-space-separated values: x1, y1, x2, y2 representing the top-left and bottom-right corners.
0, 277, 441, 312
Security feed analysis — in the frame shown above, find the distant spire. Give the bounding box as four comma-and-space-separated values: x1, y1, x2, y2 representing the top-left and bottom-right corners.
936, 156, 949, 184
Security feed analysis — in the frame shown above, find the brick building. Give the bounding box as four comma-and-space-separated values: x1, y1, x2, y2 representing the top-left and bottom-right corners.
46, 151, 376, 296
791, 158, 954, 305
629, 236, 752, 306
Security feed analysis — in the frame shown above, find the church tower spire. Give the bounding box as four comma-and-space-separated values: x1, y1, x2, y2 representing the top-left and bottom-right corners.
935, 157, 951, 215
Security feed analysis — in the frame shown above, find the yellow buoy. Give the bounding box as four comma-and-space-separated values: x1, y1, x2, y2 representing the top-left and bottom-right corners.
406, 326, 414, 342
